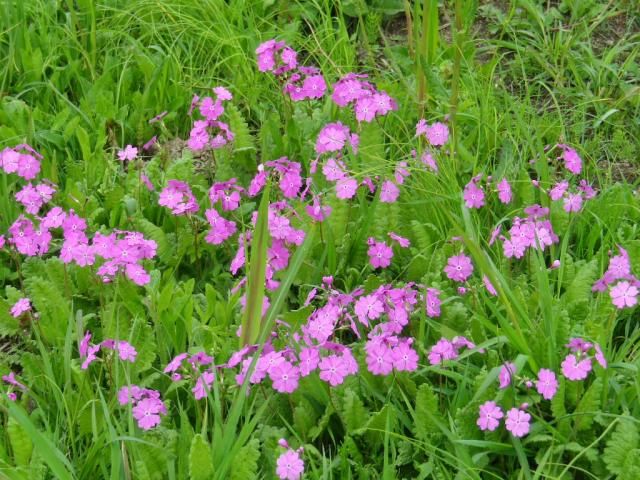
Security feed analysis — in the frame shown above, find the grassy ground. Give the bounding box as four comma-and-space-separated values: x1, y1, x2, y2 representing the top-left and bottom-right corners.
1, 0, 640, 478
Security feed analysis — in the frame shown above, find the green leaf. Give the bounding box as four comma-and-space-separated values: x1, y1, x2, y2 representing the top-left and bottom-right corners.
414, 383, 442, 442
604, 416, 640, 478
240, 182, 270, 346
573, 378, 602, 431
229, 439, 260, 480
189, 434, 214, 480
7, 417, 32, 467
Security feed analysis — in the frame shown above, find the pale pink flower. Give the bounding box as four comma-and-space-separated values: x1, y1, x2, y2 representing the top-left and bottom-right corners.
505, 408, 531, 437
610, 281, 638, 309
535, 368, 558, 400
276, 449, 304, 480
444, 254, 474, 282
477, 401, 503, 431
499, 362, 516, 388
561, 354, 592, 381
117, 145, 138, 161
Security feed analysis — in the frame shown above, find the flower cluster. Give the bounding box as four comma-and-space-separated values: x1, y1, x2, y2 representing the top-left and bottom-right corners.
331, 73, 397, 122
15, 182, 56, 214
498, 205, 559, 259
561, 338, 606, 381
118, 385, 167, 430
462, 175, 513, 209
592, 246, 639, 309
79, 332, 138, 370
10, 297, 32, 318
427, 336, 477, 365
187, 87, 235, 151
548, 179, 596, 213
91, 230, 157, 285
163, 352, 216, 399
0, 144, 42, 180
158, 180, 200, 215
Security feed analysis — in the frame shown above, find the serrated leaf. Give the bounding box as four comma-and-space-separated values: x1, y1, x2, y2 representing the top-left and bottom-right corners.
189, 434, 214, 480
230, 438, 260, 480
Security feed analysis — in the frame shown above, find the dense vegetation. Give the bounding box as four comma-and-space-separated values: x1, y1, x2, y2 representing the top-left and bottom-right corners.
1, 1, 639, 478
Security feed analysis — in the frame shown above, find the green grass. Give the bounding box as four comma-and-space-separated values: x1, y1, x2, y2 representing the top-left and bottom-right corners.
1, 0, 640, 478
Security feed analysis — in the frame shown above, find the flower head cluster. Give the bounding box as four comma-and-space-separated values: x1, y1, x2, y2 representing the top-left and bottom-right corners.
15, 182, 56, 214
187, 87, 234, 151
158, 180, 199, 215
0, 144, 41, 180
256, 39, 298, 74
592, 246, 639, 309
284, 66, 327, 101
117, 145, 138, 162
561, 338, 606, 381
79, 332, 138, 369
427, 336, 476, 365
331, 73, 397, 122
548, 179, 596, 213
499, 205, 559, 259
163, 351, 216, 399
2, 371, 27, 401
477, 401, 531, 437
91, 230, 157, 285
462, 175, 514, 209
118, 385, 167, 430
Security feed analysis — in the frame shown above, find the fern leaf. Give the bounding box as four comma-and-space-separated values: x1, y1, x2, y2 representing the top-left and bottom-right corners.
604, 416, 640, 478
574, 378, 602, 431
7, 417, 32, 467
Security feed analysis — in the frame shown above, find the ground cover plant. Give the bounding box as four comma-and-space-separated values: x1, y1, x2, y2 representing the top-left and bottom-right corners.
1, 0, 640, 478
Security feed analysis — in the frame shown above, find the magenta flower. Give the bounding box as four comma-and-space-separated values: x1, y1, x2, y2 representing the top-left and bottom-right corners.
367, 240, 393, 269
299, 347, 320, 377
318, 354, 348, 386
276, 449, 304, 480
335, 177, 358, 199
498, 362, 516, 389
610, 281, 638, 309
594, 344, 607, 368
380, 180, 399, 203
558, 145, 582, 175
428, 338, 457, 365
463, 181, 485, 209
117, 145, 138, 161
549, 181, 569, 201
505, 408, 531, 437
322, 158, 346, 181
316, 122, 349, 154
444, 254, 474, 282
132, 397, 166, 430
425, 288, 441, 318
269, 361, 300, 393
536, 368, 558, 400
417, 121, 449, 146
477, 401, 503, 431
561, 354, 592, 381
563, 193, 583, 213
496, 179, 512, 204
10, 298, 31, 318
354, 294, 384, 326
392, 341, 419, 372
365, 342, 394, 375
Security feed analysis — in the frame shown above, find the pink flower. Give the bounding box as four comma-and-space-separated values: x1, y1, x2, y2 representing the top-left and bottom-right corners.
365, 341, 394, 375
388, 232, 410, 248
610, 281, 638, 309
549, 181, 569, 201
536, 368, 558, 400
354, 294, 384, 326
132, 397, 166, 430
269, 361, 300, 393
316, 122, 349, 154
505, 408, 531, 437
420, 151, 438, 172
392, 341, 419, 372
499, 362, 516, 389
561, 354, 592, 381
380, 180, 399, 203
276, 449, 304, 480
482, 275, 498, 296
336, 177, 358, 199
444, 254, 474, 282
420, 122, 449, 146
299, 347, 320, 376
117, 145, 138, 161
558, 145, 582, 175
322, 158, 346, 181
318, 354, 348, 386
425, 288, 441, 318
563, 193, 583, 213
428, 338, 457, 365
367, 240, 393, 269
496, 179, 512, 204
10, 298, 31, 317
463, 181, 485, 209
477, 401, 503, 431
594, 344, 607, 369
